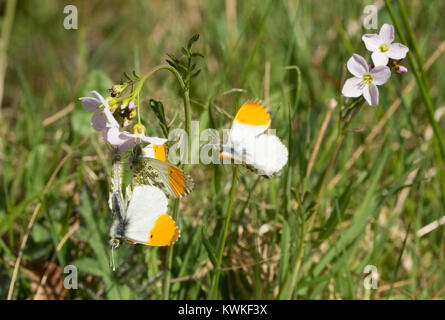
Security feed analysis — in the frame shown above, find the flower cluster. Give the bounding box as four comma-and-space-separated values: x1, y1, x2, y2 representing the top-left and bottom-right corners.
79, 91, 167, 152
342, 24, 409, 106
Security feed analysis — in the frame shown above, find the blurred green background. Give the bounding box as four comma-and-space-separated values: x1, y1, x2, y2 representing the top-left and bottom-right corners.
1, 0, 445, 299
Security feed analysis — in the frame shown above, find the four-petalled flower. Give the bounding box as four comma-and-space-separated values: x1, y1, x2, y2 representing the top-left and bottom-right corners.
80, 91, 167, 151
362, 24, 409, 66
342, 54, 391, 106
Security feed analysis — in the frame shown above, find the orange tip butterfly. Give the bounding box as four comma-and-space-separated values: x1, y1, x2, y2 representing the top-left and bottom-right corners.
109, 185, 180, 269
130, 144, 194, 198
108, 144, 183, 270
109, 185, 179, 247
221, 101, 288, 177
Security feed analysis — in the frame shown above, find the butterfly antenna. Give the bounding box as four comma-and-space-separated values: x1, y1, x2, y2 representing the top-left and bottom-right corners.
110, 244, 116, 271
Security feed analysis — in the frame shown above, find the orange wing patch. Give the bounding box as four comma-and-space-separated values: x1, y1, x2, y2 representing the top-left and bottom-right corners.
234, 102, 270, 126
153, 144, 167, 162
168, 165, 192, 197
147, 214, 180, 246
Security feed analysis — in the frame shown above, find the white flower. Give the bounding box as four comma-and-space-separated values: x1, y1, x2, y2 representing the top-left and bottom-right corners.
342, 54, 391, 106
79, 91, 167, 151
362, 24, 409, 66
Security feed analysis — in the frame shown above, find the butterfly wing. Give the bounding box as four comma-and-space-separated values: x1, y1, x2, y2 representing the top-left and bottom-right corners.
221, 134, 288, 177
222, 101, 288, 176
249, 134, 288, 176
123, 185, 180, 246
142, 144, 167, 162
229, 101, 271, 145
144, 158, 193, 198
130, 143, 192, 198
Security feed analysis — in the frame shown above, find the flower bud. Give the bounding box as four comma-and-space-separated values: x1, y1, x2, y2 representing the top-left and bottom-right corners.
395, 65, 408, 74
133, 123, 146, 135
105, 97, 118, 112
128, 101, 136, 111
392, 62, 408, 74
111, 84, 127, 97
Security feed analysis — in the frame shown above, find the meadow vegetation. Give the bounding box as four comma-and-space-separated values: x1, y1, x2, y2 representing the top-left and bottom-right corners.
1, 0, 445, 299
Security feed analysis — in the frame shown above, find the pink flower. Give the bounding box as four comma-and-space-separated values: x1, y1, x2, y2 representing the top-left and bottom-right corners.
79, 91, 167, 151
362, 24, 409, 66
394, 64, 408, 74
342, 54, 391, 106
79, 91, 110, 131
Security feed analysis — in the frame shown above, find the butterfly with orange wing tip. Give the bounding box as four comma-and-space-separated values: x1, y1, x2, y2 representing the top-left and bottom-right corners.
220, 101, 288, 177
129, 143, 194, 198
108, 148, 180, 270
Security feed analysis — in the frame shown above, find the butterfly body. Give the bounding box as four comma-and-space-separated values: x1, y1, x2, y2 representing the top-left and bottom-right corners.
130, 144, 193, 198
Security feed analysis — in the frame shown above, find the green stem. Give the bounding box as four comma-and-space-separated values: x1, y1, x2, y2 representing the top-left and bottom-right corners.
130, 65, 191, 299
133, 65, 191, 151
284, 66, 301, 217
162, 199, 180, 299
385, 0, 445, 161
396, 0, 429, 89
281, 98, 363, 299
385, 0, 445, 211
0, 0, 17, 111
210, 166, 239, 299
280, 195, 305, 299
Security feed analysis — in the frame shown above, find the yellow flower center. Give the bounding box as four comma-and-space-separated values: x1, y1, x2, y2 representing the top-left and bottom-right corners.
379, 43, 389, 52
362, 74, 373, 84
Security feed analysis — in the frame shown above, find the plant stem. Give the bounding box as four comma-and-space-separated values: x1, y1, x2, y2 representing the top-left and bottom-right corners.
284, 66, 301, 216
385, 0, 445, 161
162, 199, 180, 299
280, 194, 305, 299
132, 64, 192, 299
133, 65, 191, 150
281, 98, 363, 298
0, 0, 17, 111
385, 0, 445, 210
396, 0, 429, 89
210, 165, 239, 299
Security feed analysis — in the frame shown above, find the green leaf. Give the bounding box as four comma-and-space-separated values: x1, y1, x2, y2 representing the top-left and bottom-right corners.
74, 257, 105, 278
312, 147, 391, 277
32, 223, 51, 243
187, 34, 200, 50
201, 227, 218, 268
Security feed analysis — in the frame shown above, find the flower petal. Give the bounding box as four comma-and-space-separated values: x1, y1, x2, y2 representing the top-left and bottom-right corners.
371, 51, 389, 66
363, 84, 379, 106
104, 126, 136, 151
379, 24, 394, 44
116, 137, 136, 152
342, 77, 363, 98
104, 126, 124, 145
347, 54, 369, 77
90, 91, 120, 128
362, 34, 381, 52
140, 136, 168, 145
121, 131, 168, 146
102, 107, 120, 128
91, 111, 107, 131
388, 43, 409, 60
128, 101, 136, 110
90, 91, 105, 103
79, 97, 100, 112
370, 66, 391, 85
396, 65, 408, 74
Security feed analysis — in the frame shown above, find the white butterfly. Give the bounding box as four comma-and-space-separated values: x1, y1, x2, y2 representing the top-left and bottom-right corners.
221, 101, 288, 177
